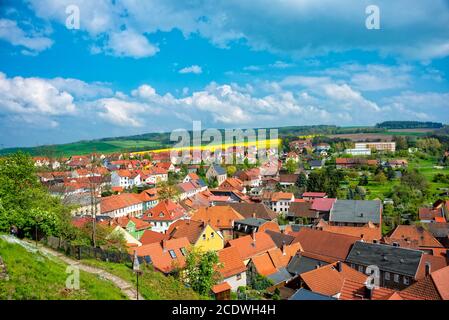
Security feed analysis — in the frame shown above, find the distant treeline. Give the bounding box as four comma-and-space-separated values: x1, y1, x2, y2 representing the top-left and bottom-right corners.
375, 121, 443, 129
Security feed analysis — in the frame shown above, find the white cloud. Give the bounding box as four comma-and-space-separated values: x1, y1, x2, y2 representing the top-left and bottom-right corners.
106, 29, 159, 58
96, 98, 147, 127
0, 72, 75, 117
0, 18, 53, 54
27, 0, 449, 60
179, 65, 203, 74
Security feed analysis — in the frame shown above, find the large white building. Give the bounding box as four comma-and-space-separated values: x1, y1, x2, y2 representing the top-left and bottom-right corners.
344, 148, 371, 156
100, 193, 143, 218
111, 170, 141, 189
355, 142, 396, 153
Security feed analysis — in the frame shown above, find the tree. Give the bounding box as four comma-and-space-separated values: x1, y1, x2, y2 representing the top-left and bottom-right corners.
374, 172, 387, 183
358, 174, 369, 186
295, 172, 307, 189
182, 249, 221, 296
0, 152, 74, 238
157, 181, 180, 201
226, 165, 237, 177
401, 169, 429, 194
285, 159, 297, 174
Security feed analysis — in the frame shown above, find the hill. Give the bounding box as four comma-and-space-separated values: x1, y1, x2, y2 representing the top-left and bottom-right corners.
0, 236, 127, 300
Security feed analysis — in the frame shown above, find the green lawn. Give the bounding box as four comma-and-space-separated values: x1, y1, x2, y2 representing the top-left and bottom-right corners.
0, 238, 127, 300
82, 259, 206, 300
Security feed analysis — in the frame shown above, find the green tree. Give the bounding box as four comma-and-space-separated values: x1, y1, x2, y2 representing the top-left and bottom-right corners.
374, 172, 387, 183
358, 174, 369, 186
182, 249, 221, 296
285, 159, 297, 174
226, 165, 237, 177
295, 172, 307, 189
157, 181, 180, 201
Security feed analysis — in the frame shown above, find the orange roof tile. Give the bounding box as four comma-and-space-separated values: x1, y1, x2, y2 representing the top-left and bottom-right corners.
191, 206, 244, 229
217, 247, 247, 278
101, 193, 142, 214
212, 282, 231, 294
140, 230, 167, 245
301, 262, 367, 297
227, 232, 277, 260
385, 225, 444, 248
144, 200, 186, 221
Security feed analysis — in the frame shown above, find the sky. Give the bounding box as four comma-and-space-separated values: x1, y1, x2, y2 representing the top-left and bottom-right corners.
0, 0, 449, 148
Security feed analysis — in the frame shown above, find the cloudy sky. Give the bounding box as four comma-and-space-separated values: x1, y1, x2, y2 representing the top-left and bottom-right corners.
0, 0, 449, 147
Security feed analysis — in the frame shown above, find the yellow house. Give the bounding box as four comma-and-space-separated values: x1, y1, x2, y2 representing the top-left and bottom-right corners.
166, 219, 224, 252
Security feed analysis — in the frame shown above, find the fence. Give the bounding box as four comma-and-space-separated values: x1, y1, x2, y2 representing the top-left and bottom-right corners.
45, 236, 132, 263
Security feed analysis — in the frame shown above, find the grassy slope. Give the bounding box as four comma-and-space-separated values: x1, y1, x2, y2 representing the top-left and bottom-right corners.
82, 259, 206, 300
0, 239, 127, 300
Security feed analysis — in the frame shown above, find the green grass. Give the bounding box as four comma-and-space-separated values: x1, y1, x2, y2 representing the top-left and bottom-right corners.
0, 238, 127, 300
82, 259, 206, 300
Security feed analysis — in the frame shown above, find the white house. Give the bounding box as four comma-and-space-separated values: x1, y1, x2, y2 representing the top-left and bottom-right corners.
217, 247, 247, 292
111, 170, 141, 189
100, 193, 144, 218
268, 192, 295, 213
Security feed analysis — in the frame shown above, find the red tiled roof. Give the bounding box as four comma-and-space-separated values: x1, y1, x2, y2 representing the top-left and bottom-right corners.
217, 247, 247, 278
212, 282, 231, 294
191, 206, 244, 229
316, 221, 382, 243
384, 225, 444, 249
144, 200, 186, 221
140, 230, 167, 245
301, 262, 367, 297
302, 192, 327, 198
292, 228, 359, 261
311, 198, 336, 211
228, 232, 277, 261
101, 193, 142, 214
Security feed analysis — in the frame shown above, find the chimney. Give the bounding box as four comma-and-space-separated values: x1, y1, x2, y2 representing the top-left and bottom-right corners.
425, 262, 431, 276
281, 240, 286, 256
364, 285, 373, 300
251, 230, 256, 246
162, 239, 167, 251
336, 261, 342, 272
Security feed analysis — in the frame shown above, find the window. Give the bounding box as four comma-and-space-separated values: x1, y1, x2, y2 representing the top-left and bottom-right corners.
211, 232, 215, 238
394, 274, 399, 283
385, 272, 390, 281
358, 265, 364, 273
169, 250, 176, 259
202, 234, 206, 240
403, 277, 409, 285
180, 247, 187, 256
236, 273, 242, 280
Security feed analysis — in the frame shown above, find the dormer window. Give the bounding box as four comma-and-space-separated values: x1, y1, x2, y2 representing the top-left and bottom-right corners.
169, 250, 176, 259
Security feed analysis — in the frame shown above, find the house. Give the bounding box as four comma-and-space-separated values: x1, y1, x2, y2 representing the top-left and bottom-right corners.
233, 218, 280, 238
236, 168, 262, 188
335, 158, 378, 169
217, 203, 277, 221
288, 201, 320, 222
100, 193, 143, 218
291, 228, 359, 262
183, 173, 200, 183
346, 241, 447, 290
131, 237, 190, 274
166, 219, 224, 252
246, 243, 301, 290
137, 188, 159, 211
113, 216, 151, 240
329, 200, 382, 227
344, 148, 371, 156
190, 206, 244, 241
355, 142, 396, 153
308, 159, 324, 170
155, 161, 175, 172
315, 220, 382, 243
314, 143, 331, 152
216, 247, 247, 292
289, 140, 312, 152
310, 197, 336, 220
402, 265, 449, 300
139, 167, 168, 185
339, 279, 421, 300
209, 189, 250, 203
111, 170, 141, 189
227, 232, 278, 265
176, 179, 207, 200
33, 156, 50, 167
279, 174, 298, 187
302, 192, 327, 201
383, 225, 444, 250
295, 261, 367, 298
419, 202, 446, 223
143, 199, 188, 233
206, 164, 227, 185
218, 177, 245, 192
267, 192, 295, 213
65, 192, 101, 217
386, 159, 408, 169
289, 288, 336, 300
140, 229, 167, 245
427, 223, 449, 248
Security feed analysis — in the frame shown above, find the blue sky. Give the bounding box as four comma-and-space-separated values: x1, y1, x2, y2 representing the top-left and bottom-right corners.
1, 0, 449, 147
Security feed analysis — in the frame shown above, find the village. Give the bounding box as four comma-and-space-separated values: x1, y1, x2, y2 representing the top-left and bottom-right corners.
29, 135, 449, 301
